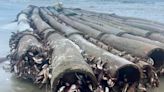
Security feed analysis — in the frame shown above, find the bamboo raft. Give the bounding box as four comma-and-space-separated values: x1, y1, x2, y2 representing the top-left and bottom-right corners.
8, 5, 164, 92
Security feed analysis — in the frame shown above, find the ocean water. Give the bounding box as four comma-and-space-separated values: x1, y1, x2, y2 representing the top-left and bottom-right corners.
0, 0, 164, 92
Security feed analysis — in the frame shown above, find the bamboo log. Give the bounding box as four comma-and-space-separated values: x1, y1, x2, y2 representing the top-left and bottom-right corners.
17, 5, 34, 32
11, 31, 44, 82
64, 7, 164, 30
66, 8, 164, 31
16, 6, 42, 58
96, 12, 164, 34
16, 33, 42, 59
95, 15, 164, 44
9, 6, 39, 59
40, 8, 141, 91
124, 22, 164, 34
9, 6, 45, 83
47, 7, 164, 70
67, 8, 164, 43
107, 13, 164, 28
31, 7, 97, 92
64, 13, 164, 49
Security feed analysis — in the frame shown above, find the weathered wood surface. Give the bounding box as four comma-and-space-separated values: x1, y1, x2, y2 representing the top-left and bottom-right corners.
16, 6, 41, 59
9, 6, 45, 84
8, 5, 164, 92
48, 7, 164, 70
31, 7, 97, 92
62, 11, 164, 49
67, 8, 164, 43
40, 8, 143, 92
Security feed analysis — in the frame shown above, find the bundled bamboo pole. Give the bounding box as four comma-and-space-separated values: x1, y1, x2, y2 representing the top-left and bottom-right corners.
31, 7, 97, 92
8, 5, 164, 92
40, 8, 144, 92
67, 8, 164, 43
61, 11, 164, 49
16, 5, 34, 32
47, 7, 164, 70
9, 5, 34, 50
9, 6, 46, 83
107, 13, 164, 27
85, 37, 160, 88
13, 6, 42, 57
64, 7, 164, 29
10, 5, 35, 60
96, 12, 164, 34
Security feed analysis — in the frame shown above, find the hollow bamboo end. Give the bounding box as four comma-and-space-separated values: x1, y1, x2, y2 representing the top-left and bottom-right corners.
51, 68, 98, 92
116, 64, 141, 84
147, 48, 164, 70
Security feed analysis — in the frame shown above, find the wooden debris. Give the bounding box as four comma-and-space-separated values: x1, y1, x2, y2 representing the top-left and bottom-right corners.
8, 5, 164, 92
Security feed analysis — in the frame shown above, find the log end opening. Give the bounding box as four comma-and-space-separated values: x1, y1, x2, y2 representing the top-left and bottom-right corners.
51, 70, 98, 92
116, 65, 141, 84
148, 48, 164, 69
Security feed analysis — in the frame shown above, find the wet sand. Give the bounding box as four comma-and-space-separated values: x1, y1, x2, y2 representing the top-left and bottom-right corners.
0, 61, 45, 92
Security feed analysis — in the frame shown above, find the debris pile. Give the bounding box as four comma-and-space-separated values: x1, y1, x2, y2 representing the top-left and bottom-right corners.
8, 5, 164, 92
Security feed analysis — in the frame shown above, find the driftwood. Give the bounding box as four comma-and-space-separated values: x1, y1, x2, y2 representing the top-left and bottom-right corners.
61, 11, 164, 49
101, 12, 164, 28
67, 8, 164, 43
40, 8, 161, 91
47, 7, 164, 71
40, 8, 142, 92
31, 7, 97, 92
8, 5, 164, 92
90, 11, 164, 34
9, 6, 49, 86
